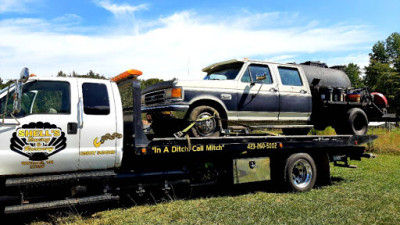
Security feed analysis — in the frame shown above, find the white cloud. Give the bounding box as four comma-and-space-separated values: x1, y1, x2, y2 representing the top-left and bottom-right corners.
327, 54, 369, 68
0, 0, 37, 13
0, 10, 376, 81
264, 55, 298, 63
53, 14, 82, 25
94, 0, 147, 17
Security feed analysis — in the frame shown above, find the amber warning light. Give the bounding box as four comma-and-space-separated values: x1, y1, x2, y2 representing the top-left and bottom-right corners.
111, 69, 143, 83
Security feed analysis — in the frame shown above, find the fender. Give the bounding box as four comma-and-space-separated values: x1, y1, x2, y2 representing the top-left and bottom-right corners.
188, 94, 230, 114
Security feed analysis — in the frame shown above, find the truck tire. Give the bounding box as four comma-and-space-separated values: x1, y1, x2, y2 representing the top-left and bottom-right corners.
189, 106, 221, 137
284, 153, 317, 192
282, 128, 310, 135
335, 108, 368, 135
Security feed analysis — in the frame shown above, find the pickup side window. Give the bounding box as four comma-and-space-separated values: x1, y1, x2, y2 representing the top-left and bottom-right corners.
241, 64, 273, 84
278, 67, 303, 86
82, 83, 110, 115
0, 81, 70, 117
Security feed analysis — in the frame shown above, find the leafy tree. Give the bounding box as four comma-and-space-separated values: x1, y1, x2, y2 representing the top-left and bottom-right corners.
57, 71, 67, 77
386, 33, 400, 71
139, 78, 164, 90
370, 41, 389, 63
345, 63, 363, 88
57, 70, 106, 79
365, 32, 400, 116
119, 78, 165, 109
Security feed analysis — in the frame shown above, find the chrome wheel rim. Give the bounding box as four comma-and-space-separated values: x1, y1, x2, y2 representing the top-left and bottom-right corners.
291, 159, 313, 188
196, 112, 217, 136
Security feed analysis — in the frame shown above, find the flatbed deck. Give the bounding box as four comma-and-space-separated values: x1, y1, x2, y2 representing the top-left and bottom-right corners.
135, 134, 377, 158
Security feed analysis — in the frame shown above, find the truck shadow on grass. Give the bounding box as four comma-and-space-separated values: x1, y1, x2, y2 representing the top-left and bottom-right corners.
7, 178, 347, 224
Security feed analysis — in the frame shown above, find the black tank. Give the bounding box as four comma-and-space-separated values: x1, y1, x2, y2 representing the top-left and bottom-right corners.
298, 64, 351, 88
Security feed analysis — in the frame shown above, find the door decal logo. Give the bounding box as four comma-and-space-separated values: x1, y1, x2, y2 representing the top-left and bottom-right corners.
10, 122, 67, 161
93, 132, 123, 148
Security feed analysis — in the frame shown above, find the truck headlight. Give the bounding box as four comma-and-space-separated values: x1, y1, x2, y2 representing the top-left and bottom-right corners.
165, 87, 183, 99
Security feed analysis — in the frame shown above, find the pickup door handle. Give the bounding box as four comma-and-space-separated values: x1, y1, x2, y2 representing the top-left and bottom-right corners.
269, 88, 278, 92
78, 97, 84, 128
300, 90, 307, 94
67, 122, 78, 134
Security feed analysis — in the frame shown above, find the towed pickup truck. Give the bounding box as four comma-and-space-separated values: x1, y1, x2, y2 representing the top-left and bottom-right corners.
142, 59, 388, 137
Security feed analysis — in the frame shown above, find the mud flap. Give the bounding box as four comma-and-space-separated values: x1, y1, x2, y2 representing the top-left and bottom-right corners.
315, 153, 332, 186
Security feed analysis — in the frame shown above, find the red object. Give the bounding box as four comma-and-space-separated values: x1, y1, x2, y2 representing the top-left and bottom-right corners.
371, 92, 388, 108
347, 93, 361, 102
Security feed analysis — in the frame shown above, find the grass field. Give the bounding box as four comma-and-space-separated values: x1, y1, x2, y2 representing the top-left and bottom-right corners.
25, 127, 400, 224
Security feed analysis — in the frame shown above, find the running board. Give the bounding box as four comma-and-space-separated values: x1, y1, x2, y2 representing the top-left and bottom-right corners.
4, 194, 119, 214
6, 171, 116, 187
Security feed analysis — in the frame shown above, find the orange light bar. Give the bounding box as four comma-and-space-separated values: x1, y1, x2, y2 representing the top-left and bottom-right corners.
29, 74, 36, 77
111, 69, 143, 83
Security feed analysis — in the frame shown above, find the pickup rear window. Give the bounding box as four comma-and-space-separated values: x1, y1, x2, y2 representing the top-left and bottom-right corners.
278, 67, 303, 86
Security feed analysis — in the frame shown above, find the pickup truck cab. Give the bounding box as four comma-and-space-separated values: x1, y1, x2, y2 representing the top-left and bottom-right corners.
0, 75, 124, 176
142, 59, 313, 136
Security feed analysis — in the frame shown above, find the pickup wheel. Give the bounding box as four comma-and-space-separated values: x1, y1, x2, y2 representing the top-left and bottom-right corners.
189, 106, 221, 137
335, 108, 368, 135
284, 153, 317, 192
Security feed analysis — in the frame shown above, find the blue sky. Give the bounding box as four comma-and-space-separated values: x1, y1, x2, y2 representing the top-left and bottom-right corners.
0, 0, 399, 80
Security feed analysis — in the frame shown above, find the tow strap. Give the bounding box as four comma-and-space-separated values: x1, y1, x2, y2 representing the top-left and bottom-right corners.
174, 115, 215, 138
173, 114, 279, 138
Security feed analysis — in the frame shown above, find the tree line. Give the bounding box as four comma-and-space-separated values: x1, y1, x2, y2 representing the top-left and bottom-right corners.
344, 32, 400, 115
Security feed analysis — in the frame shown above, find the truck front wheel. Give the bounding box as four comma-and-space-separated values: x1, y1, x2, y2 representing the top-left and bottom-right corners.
189, 106, 222, 137
284, 153, 317, 192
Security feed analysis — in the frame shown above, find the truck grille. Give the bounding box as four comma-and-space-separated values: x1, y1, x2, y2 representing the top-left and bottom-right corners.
144, 90, 165, 105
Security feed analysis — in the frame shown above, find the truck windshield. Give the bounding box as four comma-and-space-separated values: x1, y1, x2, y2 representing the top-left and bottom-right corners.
204, 62, 243, 80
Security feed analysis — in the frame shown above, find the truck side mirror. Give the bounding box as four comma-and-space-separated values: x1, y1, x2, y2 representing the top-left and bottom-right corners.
20, 67, 29, 83
12, 67, 29, 114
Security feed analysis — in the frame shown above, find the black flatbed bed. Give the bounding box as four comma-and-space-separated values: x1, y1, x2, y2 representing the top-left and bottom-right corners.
135, 134, 377, 158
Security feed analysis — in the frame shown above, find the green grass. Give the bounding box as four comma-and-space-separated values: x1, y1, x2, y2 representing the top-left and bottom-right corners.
367, 127, 400, 155
31, 154, 400, 225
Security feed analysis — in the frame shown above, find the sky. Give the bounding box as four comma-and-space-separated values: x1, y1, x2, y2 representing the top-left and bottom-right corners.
0, 0, 399, 80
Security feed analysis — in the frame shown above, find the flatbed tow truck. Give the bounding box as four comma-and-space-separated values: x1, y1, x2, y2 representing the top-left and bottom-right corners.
0, 69, 376, 214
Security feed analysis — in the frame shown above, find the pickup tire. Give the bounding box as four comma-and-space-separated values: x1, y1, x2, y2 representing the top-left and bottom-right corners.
189, 106, 221, 137
335, 108, 368, 135
284, 153, 317, 192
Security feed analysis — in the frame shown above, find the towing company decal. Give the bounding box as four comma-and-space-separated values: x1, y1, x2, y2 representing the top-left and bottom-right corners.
10, 122, 67, 161
93, 132, 122, 148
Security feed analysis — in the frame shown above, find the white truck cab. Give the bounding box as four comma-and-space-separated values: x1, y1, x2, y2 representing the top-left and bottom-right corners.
0, 74, 123, 176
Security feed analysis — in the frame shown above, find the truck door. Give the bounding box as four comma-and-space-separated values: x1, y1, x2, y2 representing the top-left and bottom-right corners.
275, 66, 312, 121
236, 63, 279, 121
0, 79, 80, 175
77, 80, 119, 170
